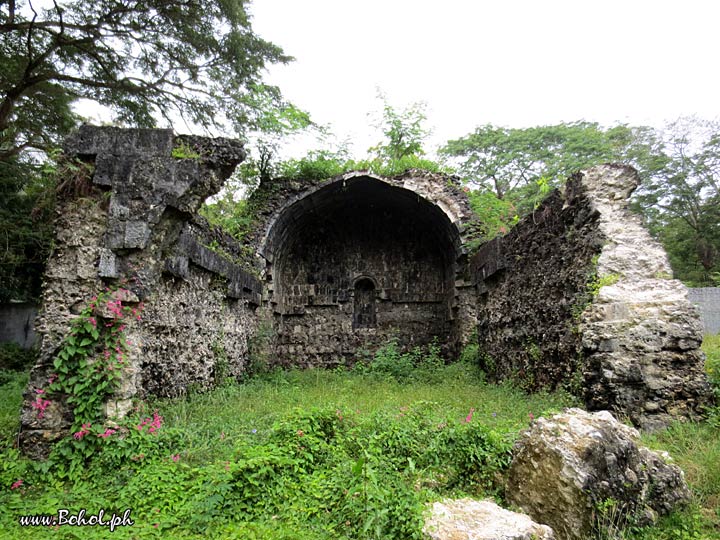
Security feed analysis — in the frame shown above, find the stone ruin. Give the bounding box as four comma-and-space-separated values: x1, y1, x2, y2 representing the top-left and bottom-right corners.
18, 126, 713, 456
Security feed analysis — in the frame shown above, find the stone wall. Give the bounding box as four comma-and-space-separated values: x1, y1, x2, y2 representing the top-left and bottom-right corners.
472, 177, 603, 389
250, 170, 481, 366
579, 166, 711, 429
688, 287, 720, 335
19, 126, 713, 458
473, 164, 712, 429
0, 303, 38, 349
19, 126, 260, 457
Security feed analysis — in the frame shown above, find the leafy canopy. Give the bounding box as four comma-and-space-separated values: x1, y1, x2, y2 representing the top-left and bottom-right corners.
0, 0, 309, 301
632, 117, 720, 285
443, 118, 720, 286
0, 0, 295, 159
440, 122, 660, 199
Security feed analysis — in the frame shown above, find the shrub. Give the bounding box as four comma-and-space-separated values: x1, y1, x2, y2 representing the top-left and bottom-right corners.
703, 334, 720, 395
0, 343, 37, 372
367, 338, 445, 383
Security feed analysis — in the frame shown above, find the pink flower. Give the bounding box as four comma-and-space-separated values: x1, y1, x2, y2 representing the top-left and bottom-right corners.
47, 374, 57, 385
35, 388, 45, 395
88, 317, 97, 327
463, 407, 475, 424
137, 411, 163, 434
171, 454, 180, 462
10, 479, 23, 490
528, 412, 535, 421
73, 426, 91, 440
98, 428, 116, 439
31, 397, 51, 419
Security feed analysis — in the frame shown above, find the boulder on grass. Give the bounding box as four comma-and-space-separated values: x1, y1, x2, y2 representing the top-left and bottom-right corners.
506, 408, 691, 540
423, 498, 555, 540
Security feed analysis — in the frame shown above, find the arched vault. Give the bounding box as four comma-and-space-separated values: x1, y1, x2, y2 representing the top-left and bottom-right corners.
254, 170, 478, 365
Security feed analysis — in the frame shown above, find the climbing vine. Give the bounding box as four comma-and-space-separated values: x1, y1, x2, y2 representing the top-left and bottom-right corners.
29, 287, 177, 479
46, 288, 142, 427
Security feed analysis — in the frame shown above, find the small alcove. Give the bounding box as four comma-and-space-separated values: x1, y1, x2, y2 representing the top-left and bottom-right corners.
353, 278, 376, 329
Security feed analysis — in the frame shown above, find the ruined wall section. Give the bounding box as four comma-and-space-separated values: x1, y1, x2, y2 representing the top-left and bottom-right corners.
473, 164, 712, 429
247, 170, 481, 365
578, 165, 712, 430
20, 126, 260, 457
271, 181, 452, 366
472, 175, 604, 389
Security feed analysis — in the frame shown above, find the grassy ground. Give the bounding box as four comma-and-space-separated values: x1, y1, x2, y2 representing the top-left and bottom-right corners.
0, 338, 717, 539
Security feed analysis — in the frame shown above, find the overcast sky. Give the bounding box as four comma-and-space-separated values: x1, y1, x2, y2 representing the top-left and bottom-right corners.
250, 0, 720, 158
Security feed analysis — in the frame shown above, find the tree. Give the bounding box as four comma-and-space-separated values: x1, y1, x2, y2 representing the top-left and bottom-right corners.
0, 0, 307, 301
0, 0, 293, 160
633, 117, 720, 285
0, 157, 55, 302
440, 122, 659, 200
369, 93, 430, 163
442, 118, 720, 285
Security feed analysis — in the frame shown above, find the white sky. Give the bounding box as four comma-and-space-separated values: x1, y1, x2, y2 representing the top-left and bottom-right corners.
249, 0, 720, 158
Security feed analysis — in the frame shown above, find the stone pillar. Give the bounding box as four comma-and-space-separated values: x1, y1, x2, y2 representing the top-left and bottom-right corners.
19, 126, 258, 458
579, 164, 712, 430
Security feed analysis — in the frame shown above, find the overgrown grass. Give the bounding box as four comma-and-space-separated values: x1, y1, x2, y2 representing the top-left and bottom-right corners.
0, 354, 576, 539
0, 336, 718, 539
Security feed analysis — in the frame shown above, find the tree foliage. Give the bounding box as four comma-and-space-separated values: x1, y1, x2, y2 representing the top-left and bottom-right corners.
443, 118, 720, 286
369, 93, 430, 163
0, 158, 55, 302
633, 117, 720, 285
1, 0, 305, 301
440, 122, 661, 199
0, 0, 294, 159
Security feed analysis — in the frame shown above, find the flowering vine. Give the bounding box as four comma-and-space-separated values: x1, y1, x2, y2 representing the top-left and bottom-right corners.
44, 287, 142, 429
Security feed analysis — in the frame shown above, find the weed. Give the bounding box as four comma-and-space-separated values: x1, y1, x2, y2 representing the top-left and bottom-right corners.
171, 142, 202, 160
0, 358, 716, 539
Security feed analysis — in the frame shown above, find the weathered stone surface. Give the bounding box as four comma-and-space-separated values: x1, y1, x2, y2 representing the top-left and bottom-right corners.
20, 126, 256, 457
423, 498, 555, 540
63, 125, 174, 157
472, 176, 603, 390
472, 164, 711, 427
577, 165, 712, 429
250, 170, 482, 366
21, 128, 712, 461
506, 408, 691, 540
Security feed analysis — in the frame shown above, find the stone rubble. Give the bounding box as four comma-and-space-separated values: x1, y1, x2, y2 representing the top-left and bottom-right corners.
423, 498, 555, 540
506, 408, 691, 540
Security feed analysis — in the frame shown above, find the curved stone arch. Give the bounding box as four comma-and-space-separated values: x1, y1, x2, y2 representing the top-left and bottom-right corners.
351, 273, 380, 291
258, 170, 476, 268
257, 170, 480, 364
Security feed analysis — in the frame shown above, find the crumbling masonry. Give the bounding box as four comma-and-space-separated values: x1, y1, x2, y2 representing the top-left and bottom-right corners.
19, 126, 712, 456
